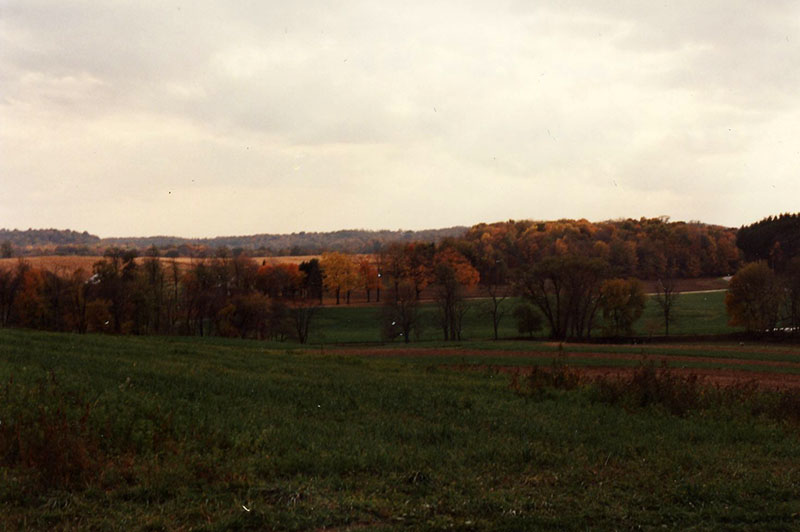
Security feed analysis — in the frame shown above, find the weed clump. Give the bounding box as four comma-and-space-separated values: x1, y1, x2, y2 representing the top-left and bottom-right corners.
509, 360, 800, 425
593, 362, 703, 416
0, 372, 178, 496
774, 391, 800, 423
0, 373, 100, 490
509, 359, 581, 399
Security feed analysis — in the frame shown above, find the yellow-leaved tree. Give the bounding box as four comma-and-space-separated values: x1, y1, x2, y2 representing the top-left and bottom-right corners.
320, 252, 358, 305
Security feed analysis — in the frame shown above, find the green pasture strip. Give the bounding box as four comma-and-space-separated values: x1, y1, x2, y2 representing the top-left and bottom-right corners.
310, 300, 522, 344
309, 290, 738, 344
2, 329, 800, 530
637, 290, 740, 336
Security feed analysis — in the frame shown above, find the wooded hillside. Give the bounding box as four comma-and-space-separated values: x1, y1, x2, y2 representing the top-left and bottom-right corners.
736, 213, 800, 271
0, 227, 468, 257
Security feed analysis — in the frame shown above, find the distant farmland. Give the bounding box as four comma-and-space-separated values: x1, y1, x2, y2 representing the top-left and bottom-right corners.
0, 254, 320, 274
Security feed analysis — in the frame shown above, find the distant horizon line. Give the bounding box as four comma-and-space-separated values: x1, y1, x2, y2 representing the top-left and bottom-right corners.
1, 213, 786, 241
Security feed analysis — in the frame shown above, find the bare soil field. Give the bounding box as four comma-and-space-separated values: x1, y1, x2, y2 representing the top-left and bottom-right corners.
573, 366, 800, 390
456, 364, 800, 391
327, 343, 800, 390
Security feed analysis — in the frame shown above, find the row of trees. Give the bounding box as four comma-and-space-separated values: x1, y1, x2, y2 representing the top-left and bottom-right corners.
2, 218, 740, 274
0, 243, 493, 343
0, 227, 469, 258
460, 217, 741, 281
6, 215, 795, 342
515, 256, 649, 340
434, 216, 739, 340
0, 248, 323, 343
0, 236, 682, 345
723, 214, 800, 334
374, 241, 651, 342
0, 241, 653, 343
736, 213, 800, 272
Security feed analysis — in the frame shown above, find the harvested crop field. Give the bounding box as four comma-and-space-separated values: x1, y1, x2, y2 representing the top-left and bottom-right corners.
325, 342, 800, 390
0, 254, 321, 273
0, 255, 99, 273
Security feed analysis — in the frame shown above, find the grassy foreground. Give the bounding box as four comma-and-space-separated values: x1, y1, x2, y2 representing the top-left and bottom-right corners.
2, 329, 799, 531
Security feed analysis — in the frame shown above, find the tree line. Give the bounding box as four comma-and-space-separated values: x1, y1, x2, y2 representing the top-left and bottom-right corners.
3, 215, 797, 342
0, 227, 468, 258
0, 241, 644, 343
0, 247, 343, 343
722, 214, 800, 335
736, 213, 800, 271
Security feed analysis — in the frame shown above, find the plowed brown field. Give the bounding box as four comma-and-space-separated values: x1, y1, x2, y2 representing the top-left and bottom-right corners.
325, 343, 800, 390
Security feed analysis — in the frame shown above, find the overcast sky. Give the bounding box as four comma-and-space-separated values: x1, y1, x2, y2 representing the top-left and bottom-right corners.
2, 1, 799, 238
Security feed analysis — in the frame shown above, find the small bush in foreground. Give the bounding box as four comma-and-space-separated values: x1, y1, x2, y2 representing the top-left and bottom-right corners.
593, 362, 703, 416
0, 374, 100, 490
0, 372, 178, 496
508, 358, 581, 399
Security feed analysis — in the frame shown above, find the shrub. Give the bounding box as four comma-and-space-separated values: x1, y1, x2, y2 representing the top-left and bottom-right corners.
726, 262, 782, 332
0, 374, 100, 489
0, 372, 178, 494
512, 303, 542, 338
509, 359, 581, 398
592, 362, 702, 416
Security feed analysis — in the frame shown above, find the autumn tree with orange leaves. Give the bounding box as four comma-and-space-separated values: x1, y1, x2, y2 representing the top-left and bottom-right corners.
256, 263, 304, 299
404, 242, 435, 300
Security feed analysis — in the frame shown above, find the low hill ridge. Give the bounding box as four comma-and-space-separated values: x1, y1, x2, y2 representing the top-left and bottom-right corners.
0, 227, 468, 256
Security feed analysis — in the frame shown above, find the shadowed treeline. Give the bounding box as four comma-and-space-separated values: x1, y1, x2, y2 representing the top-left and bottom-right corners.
1, 216, 799, 342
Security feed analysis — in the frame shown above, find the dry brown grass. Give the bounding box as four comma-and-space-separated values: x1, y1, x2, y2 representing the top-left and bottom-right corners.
0, 256, 99, 273
0, 254, 333, 273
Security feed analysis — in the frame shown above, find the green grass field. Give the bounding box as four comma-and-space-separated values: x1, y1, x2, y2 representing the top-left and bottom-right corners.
2, 328, 799, 530
311, 291, 739, 344
636, 290, 737, 337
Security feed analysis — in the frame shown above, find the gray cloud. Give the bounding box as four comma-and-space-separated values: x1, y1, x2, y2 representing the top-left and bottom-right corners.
1, 1, 799, 236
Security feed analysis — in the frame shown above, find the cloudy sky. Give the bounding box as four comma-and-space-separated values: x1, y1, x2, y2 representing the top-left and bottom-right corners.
1, 1, 799, 238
